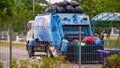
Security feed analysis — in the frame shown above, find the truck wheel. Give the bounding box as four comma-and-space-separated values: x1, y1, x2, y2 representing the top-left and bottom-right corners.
26, 41, 29, 51
28, 46, 35, 58
26, 45, 28, 51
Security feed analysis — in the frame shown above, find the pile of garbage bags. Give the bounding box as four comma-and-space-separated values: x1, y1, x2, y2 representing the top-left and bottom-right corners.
45, 1, 84, 13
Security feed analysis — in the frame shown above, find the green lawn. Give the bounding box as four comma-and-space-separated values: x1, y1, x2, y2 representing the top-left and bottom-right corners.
0, 40, 26, 49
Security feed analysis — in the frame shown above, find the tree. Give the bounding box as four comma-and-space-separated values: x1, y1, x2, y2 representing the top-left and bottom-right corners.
0, 0, 15, 27
79, 0, 120, 19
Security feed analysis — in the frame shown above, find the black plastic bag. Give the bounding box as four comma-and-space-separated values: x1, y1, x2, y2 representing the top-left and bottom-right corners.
57, 6, 65, 13
65, 5, 75, 13
70, 1, 79, 8
75, 6, 84, 13
45, 4, 58, 13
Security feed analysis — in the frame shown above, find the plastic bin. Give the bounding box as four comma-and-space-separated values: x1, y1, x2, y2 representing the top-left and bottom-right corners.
71, 44, 104, 64
97, 49, 120, 64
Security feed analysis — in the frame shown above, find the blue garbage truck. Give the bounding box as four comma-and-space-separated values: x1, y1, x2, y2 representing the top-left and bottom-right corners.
26, 13, 103, 63
26, 13, 92, 54
35, 13, 93, 45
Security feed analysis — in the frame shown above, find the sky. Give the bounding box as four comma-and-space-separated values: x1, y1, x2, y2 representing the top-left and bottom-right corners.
45, 0, 71, 4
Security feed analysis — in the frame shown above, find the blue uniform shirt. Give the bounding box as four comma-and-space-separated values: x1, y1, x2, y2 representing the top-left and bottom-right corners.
28, 39, 36, 46
61, 39, 69, 53
94, 39, 104, 46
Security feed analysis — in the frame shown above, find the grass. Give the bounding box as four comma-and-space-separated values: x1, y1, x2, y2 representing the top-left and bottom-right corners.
0, 61, 3, 68
0, 40, 26, 49
104, 39, 120, 49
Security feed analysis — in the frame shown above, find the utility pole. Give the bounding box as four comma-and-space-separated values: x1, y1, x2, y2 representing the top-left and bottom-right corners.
9, 24, 12, 68
33, 0, 35, 17
79, 26, 81, 68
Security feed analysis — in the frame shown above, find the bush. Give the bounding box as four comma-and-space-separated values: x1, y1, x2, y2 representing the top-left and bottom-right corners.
6, 56, 73, 68
40, 56, 65, 68
0, 61, 3, 68
11, 58, 18, 68
103, 53, 120, 68
108, 53, 120, 68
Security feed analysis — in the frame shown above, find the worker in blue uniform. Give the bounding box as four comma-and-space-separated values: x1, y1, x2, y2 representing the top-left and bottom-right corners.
94, 35, 104, 46
61, 37, 69, 57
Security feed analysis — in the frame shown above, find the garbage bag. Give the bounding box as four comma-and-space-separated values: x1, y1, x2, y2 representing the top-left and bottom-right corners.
65, 5, 74, 13
75, 6, 84, 13
70, 1, 79, 8
45, 4, 58, 13
57, 6, 65, 13
57, 1, 70, 7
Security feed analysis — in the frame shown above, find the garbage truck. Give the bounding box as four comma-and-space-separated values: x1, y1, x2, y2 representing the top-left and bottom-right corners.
26, 1, 104, 63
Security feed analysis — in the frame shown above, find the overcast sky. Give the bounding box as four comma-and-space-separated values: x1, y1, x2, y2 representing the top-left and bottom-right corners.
45, 0, 71, 4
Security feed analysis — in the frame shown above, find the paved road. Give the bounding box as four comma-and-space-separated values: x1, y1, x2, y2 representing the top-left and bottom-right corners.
0, 46, 101, 68
0, 46, 29, 61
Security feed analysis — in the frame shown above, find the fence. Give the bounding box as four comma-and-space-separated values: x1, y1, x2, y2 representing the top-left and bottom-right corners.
0, 25, 120, 68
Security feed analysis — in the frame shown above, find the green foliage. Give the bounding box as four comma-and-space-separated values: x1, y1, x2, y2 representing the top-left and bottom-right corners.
80, 0, 120, 19
94, 22, 112, 35
2, 56, 72, 68
40, 56, 65, 68
63, 64, 73, 68
104, 53, 120, 68
0, 61, 3, 68
79, 0, 120, 36
0, 0, 120, 34
19, 59, 30, 68
0, 0, 48, 32
31, 63, 39, 68
11, 58, 18, 68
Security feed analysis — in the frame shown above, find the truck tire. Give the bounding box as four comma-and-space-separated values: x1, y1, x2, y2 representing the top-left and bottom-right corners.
26, 44, 28, 51
28, 46, 35, 58
26, 41, 29, 51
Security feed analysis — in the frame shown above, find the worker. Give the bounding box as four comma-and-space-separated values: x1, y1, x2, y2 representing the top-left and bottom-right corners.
94, 35, 104, 46
28, 38, 39, 46
61, 37, 69, 57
